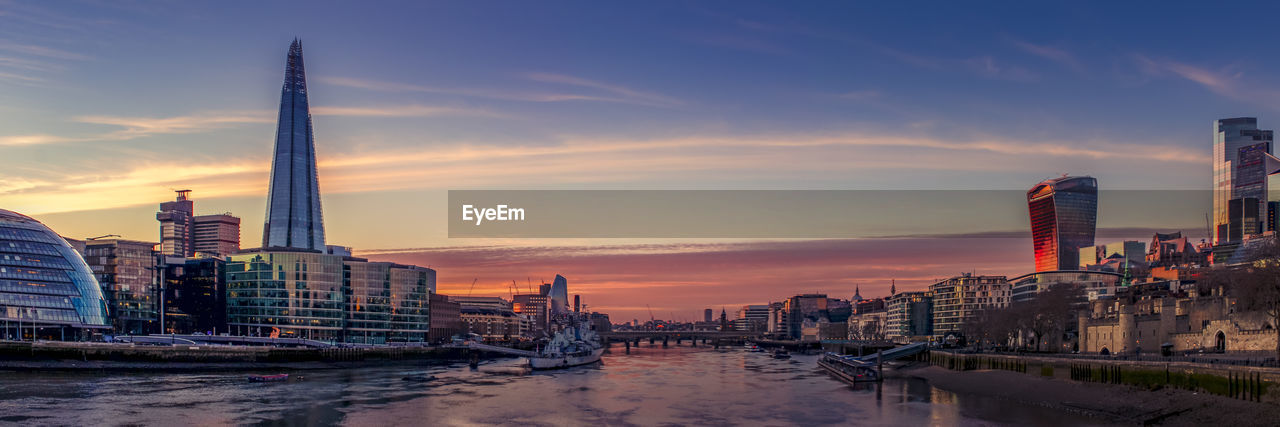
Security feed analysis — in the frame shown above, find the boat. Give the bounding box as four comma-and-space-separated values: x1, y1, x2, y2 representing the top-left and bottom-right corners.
816, 352, 879, 383
745, 344, 764, 352
772, 348, 791, 359
247, 374, 289, 382
528, 320, 604, 370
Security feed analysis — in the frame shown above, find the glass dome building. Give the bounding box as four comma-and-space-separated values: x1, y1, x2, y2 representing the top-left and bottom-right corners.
0, 209, 110, 339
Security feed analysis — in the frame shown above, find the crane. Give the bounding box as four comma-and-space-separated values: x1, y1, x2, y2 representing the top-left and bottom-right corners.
467, 278, 477, 297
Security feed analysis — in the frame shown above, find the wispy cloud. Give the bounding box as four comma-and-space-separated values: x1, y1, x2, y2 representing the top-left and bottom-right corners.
311, 105, 505, 118
524, 72, 684, 107
318, 75, 660, 106
0, 40, 90, 60
964, 55, 1038, 82
1133, 54, 1280, 109
1009, 39, 1083, 73
0, 128, 1206, 214
0, 105, 508, 147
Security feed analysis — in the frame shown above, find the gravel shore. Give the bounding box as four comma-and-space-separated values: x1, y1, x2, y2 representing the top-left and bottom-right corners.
897, 364, 1280, 426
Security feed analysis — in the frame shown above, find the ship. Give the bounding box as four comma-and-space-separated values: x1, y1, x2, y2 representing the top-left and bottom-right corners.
528, 320, 604, 369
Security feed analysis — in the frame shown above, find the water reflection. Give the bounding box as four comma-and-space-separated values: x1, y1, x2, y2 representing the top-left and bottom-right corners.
0, 345, 1116, 426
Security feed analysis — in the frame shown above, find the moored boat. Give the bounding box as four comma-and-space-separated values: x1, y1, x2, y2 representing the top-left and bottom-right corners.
528, 320, 603, 370
817, 352, 878, 383
248, 374, 289, 382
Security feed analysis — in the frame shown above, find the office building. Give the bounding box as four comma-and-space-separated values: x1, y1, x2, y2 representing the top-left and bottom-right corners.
0, 209, 110, 339
512, 291, 548, 334
885, 291, 932, 341
161, 256, 226, 335
157, 190, 194, 257
1028, 175, 1098, 272
1079, 241, 1146, 269
192, 214, 240, 256
345, 260, 433, 344
1008, 270, 1123, 303
1213, 118, 1277, 243
84, 238, 159, 334
262, 39, 326, 251
428, 293, 462, 343
928, 273, 1010, 338
704, 308, 713, 323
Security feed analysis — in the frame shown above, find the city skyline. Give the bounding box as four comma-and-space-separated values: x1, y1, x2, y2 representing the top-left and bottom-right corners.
0, 2, 1275, 321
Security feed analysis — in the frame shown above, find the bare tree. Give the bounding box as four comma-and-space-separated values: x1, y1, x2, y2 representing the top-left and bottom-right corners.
1224, 237, 1280, 360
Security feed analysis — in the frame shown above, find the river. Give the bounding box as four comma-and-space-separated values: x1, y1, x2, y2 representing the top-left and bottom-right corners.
0, 345, 1117, 426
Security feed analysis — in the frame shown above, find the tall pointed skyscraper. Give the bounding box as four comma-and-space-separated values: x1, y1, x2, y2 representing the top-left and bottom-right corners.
263, 39, 325, 250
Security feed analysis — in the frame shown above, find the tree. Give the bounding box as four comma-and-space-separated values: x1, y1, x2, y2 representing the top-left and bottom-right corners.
1224, 237, 1280, 360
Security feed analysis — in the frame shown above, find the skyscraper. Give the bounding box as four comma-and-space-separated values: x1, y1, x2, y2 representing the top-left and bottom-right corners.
1027, 175, 1097, 272
157, 190, 194, 257
263, 39, 326, 251
1213, 118, 1275, 243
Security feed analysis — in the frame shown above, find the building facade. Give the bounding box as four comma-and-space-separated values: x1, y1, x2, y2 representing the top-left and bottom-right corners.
192, 214, 240, 257
1027, 176, 1098, 272
929, 273, 1010, 338
84, 239, 158, 335
344, 261, 433, 344
428, 293, 462, 343
885, 291, 932, 341
1213, 117, 1277, 243
0, 209, 110, 339
161, 256, 226, 335
1008, 270, 1123, 302
263, 39, 326, 251
156, 190, 194, 257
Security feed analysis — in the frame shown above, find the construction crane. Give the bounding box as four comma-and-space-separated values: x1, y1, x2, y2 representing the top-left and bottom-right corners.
467, 278, 477, 297
646, 304, 655, 322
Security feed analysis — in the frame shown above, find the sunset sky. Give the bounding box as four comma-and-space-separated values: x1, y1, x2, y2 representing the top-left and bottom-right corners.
0, 2, 1271, 320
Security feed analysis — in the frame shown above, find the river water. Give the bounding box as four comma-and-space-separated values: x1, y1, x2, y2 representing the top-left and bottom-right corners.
0, 345, 1116, 426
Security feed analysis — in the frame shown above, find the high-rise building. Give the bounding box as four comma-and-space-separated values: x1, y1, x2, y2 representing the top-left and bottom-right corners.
547, 274, 570, 316
512, 291, 548, 334
226, 41, 434, 344
1078, 241, 1146, 269
84, 238, 159, 334
0, 209, 110, 339
1213, 118, 1276, 243
704, 308, 713, 323
192, 214, 240, 256
1027, 176, 1097, 272
263, 39, 326, 251
157, 190, 194, 257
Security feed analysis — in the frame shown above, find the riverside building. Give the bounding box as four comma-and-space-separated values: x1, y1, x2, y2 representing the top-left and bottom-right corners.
928, 273, 1010, 339
0, 209, 110, 339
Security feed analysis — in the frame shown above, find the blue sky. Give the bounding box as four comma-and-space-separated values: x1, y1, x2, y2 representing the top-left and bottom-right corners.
0, 1, 1273, 248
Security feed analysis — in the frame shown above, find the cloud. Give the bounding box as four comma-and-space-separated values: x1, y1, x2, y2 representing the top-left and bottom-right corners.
0, 105, 508, 146
318, 75, 655, 106
0, 128, 1207, 215
965, 55, 1038, 82
1133, 54, 1280, 109
524, 72, 684, 107
74, 110, 275, 139
311, 105, 504, 118
0, 40, 90, 60
1009, 39, 1083, 73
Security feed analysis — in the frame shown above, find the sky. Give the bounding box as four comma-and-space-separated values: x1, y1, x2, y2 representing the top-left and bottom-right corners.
0, 1, 1274, 321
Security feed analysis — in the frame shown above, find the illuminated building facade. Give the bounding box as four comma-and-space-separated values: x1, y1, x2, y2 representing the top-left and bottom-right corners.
929, 273, 1009, 338
263, 39, 326, 251
0, 209, 109, 339
84, 238, 159, 334
1213, 117, 1276, 243
1027, 175, 1097, 272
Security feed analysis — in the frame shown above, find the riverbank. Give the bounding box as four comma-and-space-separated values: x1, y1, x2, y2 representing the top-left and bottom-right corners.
0, 341, 470, 371
898, 364, 1280, 426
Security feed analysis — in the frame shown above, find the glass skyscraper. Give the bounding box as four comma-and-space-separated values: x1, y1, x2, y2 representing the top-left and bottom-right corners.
0, 209, 109, 339
1027, 176, 1097, 272
263, 39, 326, 251
1213, 118, 1274, 243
